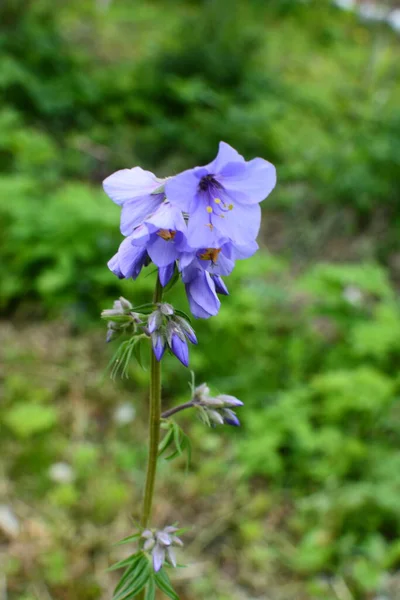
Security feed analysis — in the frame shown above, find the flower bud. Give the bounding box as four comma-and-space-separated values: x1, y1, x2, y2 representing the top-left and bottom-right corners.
170, 332, 189, 367
159, 303, 174, 316
119, 296, 133, 312
216, 394, 244, 407
148, 310, 163, 333
208, 409, 225, 425
222, 408, 241, 427
151, 332, 166, 362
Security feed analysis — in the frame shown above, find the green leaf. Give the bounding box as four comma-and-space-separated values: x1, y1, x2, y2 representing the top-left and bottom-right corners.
158, 427, 174, 456
133, 336, 146, 370
113, 555, 151, 600
144, 576, 156, 600
172, 423, 183, 454
155, 568, 180, 600
114, 533, 141, 547
107, 552, 141, 572
174, 309, 192, 324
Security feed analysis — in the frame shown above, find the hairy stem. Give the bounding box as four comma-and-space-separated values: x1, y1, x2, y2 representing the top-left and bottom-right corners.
161, 401, 195, 419
140, 277, 163, 529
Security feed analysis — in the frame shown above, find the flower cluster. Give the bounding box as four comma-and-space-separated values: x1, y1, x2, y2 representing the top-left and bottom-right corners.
141, 526, 183, 572
100, 296, 141, 342
193, 382, 244, 427
148, 303, 197, 367
104, 142, 276, 320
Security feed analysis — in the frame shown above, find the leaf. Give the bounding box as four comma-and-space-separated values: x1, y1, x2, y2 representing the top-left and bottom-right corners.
113, 555, 151, 600
155, 568, 180, 600
107, 552, 141, 572
173, 423, 183, 455
114, 533, 141, 546
174, 309, 192, 324
133, 336, 146, 370
144, 576, 156, 600
112, 557, 146, 598
158, 427, 174, 456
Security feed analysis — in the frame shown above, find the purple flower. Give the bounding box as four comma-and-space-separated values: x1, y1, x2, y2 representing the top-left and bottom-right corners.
165, 142, 276, 247
130, 202, 187, 273
103, 167, 165, 236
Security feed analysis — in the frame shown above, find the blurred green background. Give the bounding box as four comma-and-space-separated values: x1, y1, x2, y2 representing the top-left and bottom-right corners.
1, 0, 400, 598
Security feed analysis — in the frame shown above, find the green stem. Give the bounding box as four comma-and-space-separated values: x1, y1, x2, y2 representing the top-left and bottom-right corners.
140, 276, 163, 529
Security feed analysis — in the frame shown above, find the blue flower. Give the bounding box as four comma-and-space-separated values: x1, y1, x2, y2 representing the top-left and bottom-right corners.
107, 203, 187, 287
130, 203, 187, 269
165, 142, 276, 247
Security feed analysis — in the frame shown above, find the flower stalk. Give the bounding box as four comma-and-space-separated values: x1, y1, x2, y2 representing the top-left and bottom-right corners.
140, 277, 163, 529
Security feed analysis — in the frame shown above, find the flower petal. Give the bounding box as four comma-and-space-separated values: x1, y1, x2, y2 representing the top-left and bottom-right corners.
152, 544, 165, 572
148, 235, 179, 267
187, 201, 226, 248
159, 264, 175, 287
211, 275, 229, 295
233, 240, 259, 259
103, 167, 162, 205
219, 157, 277, 205
120, 194, 164, 236
184, 270, 220, 319
107, 253, 124, 279
117, 238, 147, 279
165, 170, 200, 212
205, 141, 245, 173
213, 202, 261, 245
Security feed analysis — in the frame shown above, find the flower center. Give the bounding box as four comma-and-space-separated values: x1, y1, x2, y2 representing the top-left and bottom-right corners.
198, 248, 221, 263
157, 229, 176, 241
199, 174, 220, 192
198, 175, 234, 229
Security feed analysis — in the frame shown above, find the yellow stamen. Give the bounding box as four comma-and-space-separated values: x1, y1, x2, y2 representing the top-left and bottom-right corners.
199, 248, 221, 263
214, 198, 221, 204
228, 203, 234, 210
157, 229, 176, 241
206, 206, 213, 213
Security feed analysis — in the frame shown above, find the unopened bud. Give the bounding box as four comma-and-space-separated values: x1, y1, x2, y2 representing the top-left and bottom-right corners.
159, 303, 174, 316
119, 296, 133, 312
208, 410, 225, 425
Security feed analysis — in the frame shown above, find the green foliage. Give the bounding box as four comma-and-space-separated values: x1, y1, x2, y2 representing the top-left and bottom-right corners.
3, 402, 57, 438
109, 552, 179, 600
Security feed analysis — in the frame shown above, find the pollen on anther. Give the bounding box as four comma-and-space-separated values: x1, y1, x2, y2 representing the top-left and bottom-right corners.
206, 206, 213, 213
214, 198, 221, 204
228, 203, 234, 210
